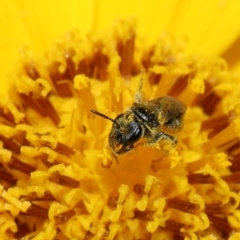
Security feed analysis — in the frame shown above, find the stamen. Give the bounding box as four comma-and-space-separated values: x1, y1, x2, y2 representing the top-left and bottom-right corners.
20, 192, 55, 202
24, 64, 40, 80
102, 223, 119, 240
0, 164, 16, 185
203, 124, 237, 150
192, 82, 221, 115
167, 198, 200, 213
77, 58, 91, 78
36, 151, 47, 160
20, 94, 60, 125
109, 185, 129, 222
108, 196, 118, 208
201, 115, 230, 130
187, 173, 215, 184
8, 157, 35, 174
49, 63, 73, 97
224, 139, 239, 154
51, 51, 82, 95
163, 219, 186, 236
0, 110, 15, 125
205, 203, 226, 214
168, 74, 189, 97
100, 222, 111, 240
55, 142, 75, 156
14, 223, 31, 240
226, 139, 240, 154
222, 171, 240, 183
133, 209, 154, 220
0, 137, 21, 154
83, 231, 94, 240
141, 46, 155, 70
37, 97, 60, 125
22, 203, 48, 218
14, 129, 28, 145
148, 71, 161, 85
49, 171, 79, 188
54, 209, 75, 225
117, 35, 135, 78
40, 137, 75, 156
208, 214, 231, 235
100, 230, 109, 240
90, 44, 109, 80
230, 154, 240, 172
20, 93, 47, 116
209, 127, 232, 140
134, 183, 145, 197
136, 176, 155, 211
42, 158, 58, 168
64, 49, 77, 80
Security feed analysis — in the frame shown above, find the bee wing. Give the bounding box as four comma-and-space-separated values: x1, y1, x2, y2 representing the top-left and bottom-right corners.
147, 95, 187, 123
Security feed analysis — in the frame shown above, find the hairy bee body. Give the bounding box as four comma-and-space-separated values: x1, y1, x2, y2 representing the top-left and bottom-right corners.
108, 95, 186, 156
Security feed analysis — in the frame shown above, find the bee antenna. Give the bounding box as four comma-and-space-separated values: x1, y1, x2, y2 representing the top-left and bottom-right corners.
90, 109, 120, 127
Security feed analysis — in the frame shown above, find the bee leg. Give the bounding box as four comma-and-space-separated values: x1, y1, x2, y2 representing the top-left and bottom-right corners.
135, 91, 143, 103
135, 68, 146, 103
147, 131, 177, 146
112, 154, 119, 164
116, 145, 134, 155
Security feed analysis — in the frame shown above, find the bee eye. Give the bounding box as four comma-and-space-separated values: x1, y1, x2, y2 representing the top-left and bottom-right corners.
126, 124, 142, 144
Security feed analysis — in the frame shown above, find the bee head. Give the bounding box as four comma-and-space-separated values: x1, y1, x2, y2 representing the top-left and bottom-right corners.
109, 112, 143, 155
90, 110, 143, 155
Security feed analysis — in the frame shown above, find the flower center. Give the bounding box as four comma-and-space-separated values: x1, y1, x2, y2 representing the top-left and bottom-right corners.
0, 19, 239, 240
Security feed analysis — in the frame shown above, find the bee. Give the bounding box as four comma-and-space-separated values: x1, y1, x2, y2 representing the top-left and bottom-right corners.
90, 75, 186, 156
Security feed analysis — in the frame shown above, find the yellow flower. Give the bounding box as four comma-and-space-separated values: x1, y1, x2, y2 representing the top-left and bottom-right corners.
1, 1, 240, 240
